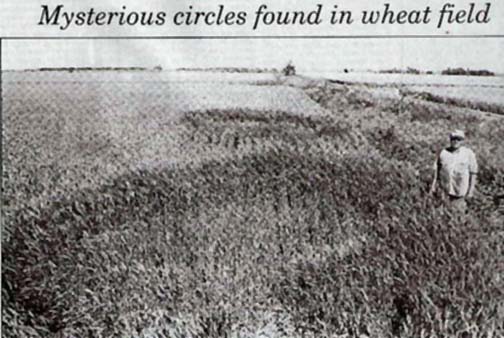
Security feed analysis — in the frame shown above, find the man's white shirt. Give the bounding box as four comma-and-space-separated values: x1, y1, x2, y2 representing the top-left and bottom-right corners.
437, 146, 478, 197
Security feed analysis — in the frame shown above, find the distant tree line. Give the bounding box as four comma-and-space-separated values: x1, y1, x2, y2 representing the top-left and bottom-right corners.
176, 67, 278, 73
379, 67, 423, 75
28, 66, 159, 72
441, 68, 495, 76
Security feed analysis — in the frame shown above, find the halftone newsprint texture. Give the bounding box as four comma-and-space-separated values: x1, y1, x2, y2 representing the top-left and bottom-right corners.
1, 1, 504, 337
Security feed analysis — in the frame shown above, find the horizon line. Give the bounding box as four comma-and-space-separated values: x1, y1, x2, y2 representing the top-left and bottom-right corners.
3, 66, 503, 76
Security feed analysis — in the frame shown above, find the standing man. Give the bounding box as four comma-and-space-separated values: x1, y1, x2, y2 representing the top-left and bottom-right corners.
430, 129, 478, 213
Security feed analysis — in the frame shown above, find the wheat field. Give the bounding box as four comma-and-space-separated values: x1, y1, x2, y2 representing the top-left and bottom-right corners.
2, 70, 503, 338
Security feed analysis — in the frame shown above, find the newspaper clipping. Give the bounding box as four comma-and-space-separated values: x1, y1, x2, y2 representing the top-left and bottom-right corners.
1, 0, 503, 337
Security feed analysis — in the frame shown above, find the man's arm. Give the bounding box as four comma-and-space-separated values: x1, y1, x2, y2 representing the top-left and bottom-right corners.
466, 150, 478, 198
467, 172, 477, 198
429, 156, 440, 195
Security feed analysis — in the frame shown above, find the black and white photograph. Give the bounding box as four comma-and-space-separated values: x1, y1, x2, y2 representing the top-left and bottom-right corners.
1, 2, 504, 338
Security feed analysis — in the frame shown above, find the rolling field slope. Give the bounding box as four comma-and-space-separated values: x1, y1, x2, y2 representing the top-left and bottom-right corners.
2, 71, 503, 338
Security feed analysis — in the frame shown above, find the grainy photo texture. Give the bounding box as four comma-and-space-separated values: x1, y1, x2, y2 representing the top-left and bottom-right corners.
1, 39, 504, 338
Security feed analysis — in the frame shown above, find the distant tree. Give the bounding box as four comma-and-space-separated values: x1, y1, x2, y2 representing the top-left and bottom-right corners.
282, 61, 296, 76
153, 65, 163, 72
406, 67, 421, 75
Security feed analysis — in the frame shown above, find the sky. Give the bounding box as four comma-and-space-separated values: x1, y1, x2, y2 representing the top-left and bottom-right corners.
3, 38, 504, 74
1, 0, 504, 73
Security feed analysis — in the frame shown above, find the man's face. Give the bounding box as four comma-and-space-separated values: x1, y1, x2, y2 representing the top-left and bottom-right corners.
450, 136, 464, 149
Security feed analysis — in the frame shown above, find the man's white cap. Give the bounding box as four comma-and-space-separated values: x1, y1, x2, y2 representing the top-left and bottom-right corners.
449, 129, 465, 139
